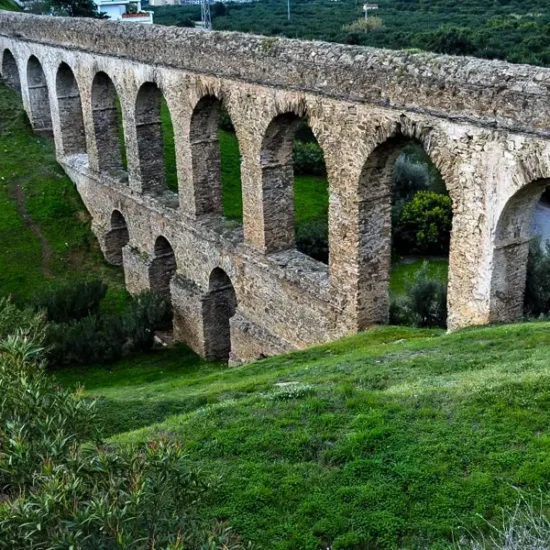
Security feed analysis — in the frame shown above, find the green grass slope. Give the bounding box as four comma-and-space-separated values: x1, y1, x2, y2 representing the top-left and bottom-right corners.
57, 322, 550, 549
0, 83, 123, 300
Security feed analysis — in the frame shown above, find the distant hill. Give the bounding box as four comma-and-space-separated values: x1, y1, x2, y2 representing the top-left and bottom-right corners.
150, 0, 550, 67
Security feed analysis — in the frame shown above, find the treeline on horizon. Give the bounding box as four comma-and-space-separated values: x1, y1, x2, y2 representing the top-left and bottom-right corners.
148, 0, 550, 67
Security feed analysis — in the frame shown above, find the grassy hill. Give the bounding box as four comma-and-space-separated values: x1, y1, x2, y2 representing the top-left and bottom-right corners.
56, 321, 550, 549
0, 83, 124, 302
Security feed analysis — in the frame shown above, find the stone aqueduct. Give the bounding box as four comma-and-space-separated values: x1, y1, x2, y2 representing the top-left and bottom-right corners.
2, 12, 550, 363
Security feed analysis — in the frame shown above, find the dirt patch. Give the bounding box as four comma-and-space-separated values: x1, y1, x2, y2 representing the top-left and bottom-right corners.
10, 180, 54, 279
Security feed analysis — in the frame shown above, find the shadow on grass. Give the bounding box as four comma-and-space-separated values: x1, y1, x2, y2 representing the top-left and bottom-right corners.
54, 344, 221, 391
94, 394, 211, 438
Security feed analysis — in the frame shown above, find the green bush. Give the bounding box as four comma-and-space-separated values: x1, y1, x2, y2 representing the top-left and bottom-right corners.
390, 262, 447, 328
296, 220, 329, 264
47, 314, 125, 366
0, 305, 98, 498
0, 297, 47, 343
30, 280, 108, 323
0, 304, 249, 550
293, 140, 326, 176
524, 237, 550, 317
123, 291, 170, 352
395, 191, 452, 255
42, 289, 168, 367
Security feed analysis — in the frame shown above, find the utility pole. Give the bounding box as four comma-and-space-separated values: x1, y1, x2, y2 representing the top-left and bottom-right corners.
287, 0, 290, 21
201, 0, 212, 30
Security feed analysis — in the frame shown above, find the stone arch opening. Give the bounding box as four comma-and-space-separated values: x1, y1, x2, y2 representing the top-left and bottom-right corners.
149, 236, 177, 309
1, 49, 20, 94
56, 62, 86, 157
356, 135, 451, 329
135, 82, 177, 195
259, 112, 329, 261
91, 71, 126, 179
190, 95, 243, 220
490, 178, 550, 323
204, 267, 237, 361
104, 210, 129, 266
26, 55, 53, 138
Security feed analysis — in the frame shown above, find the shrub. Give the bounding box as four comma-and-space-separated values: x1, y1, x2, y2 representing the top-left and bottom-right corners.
342, 16, 384, 33
396, 191, 452, 255
524, 237, 550, 317
30, 280, 108, 323
47, 314, 125, 366
293, 140, 326, 176
456, 491, 550, 550
123, 291, 170, 352
296, 220, 329, 264
391, 262, 447, 328
0, 314, 249, 549
0, 334, 98, 498
44, 290, 168, 367
0, 297, 47, 343
175, 15, 195, 27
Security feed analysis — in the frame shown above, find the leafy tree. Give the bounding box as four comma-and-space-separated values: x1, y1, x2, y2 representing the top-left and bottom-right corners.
342, 16, 384, 34
419, 26, 477, 56
396, 191, 452, 255
212, 1, 226, 17
48, 0, 106, 18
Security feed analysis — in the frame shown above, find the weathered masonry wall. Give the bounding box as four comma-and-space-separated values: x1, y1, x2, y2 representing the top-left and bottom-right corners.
3, 12, 550, 363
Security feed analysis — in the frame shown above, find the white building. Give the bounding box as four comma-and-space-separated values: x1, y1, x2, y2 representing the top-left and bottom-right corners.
94, 0, 153, 23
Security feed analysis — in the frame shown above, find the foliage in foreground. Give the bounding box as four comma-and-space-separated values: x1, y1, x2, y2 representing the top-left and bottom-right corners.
457, 492, 550, 550
0, 300, 248, 549
391, 261, 448, 328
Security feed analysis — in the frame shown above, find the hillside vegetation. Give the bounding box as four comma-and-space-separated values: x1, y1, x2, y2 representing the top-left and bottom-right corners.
151, 0, 550, 67
56, 321, 550, 549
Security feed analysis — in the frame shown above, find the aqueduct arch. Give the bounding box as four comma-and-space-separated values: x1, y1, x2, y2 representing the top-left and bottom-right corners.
135, 82, 174, 196
490, 179, 550, 323
4, 12, 550, 362
104, 210, 130, 266
259, 112, 328, 257
190, 95, 225, 216
26, 55, 52, 137
1, 49, 20, 94
149, 236, 177, 308
56, 62, 86, 157
203, 268, 237, 361
356, 133, 451, 328
91, 71, 126, 178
